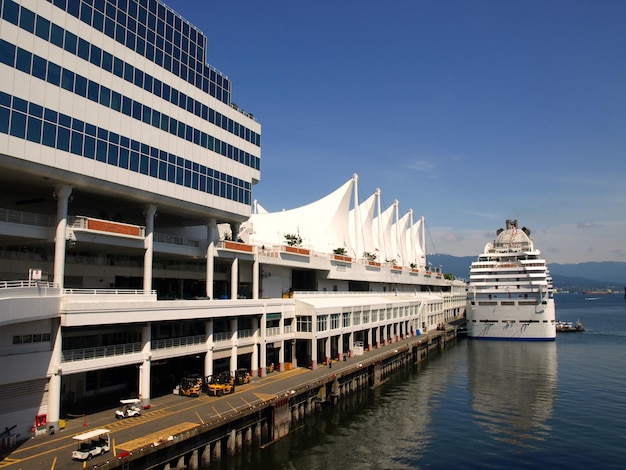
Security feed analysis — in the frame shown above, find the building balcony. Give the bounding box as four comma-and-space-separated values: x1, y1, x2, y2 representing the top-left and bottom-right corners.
282, 246, 311, 257
332, 254, 352, 263
62, 342, 143, 362
219, 240, 255, 253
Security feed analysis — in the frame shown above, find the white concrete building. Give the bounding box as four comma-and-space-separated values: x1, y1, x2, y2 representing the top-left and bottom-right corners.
0, 0, 465, 441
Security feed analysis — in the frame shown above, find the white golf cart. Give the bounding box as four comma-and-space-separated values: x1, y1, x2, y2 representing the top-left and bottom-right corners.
71, 428, 111, 461
115, 398, 143, 419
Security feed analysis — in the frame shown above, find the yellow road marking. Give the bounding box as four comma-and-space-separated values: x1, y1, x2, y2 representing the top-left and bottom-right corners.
0, 458, 22, 468
195, 411, 204, 424
253, 392, 277, 402
117, 422, 198, 452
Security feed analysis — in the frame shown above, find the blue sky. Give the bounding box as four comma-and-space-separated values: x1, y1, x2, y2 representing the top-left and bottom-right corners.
166, 0, 625, 264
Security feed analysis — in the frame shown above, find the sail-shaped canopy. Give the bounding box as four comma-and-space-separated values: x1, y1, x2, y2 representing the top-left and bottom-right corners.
349, 192, 377, 258
246, 178, 354, 252
242, 175, 427, 266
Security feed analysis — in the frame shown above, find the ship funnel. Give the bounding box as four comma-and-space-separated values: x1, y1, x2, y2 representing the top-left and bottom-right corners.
505, 219, 518, 229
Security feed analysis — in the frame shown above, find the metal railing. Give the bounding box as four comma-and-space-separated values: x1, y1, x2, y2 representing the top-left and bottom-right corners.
0, 207, 53, 227
0, 280, 58, 289
213, 331, 231, 342
151, 335, 206, 350
63, 288, 156, 296
62, 342, 143, 362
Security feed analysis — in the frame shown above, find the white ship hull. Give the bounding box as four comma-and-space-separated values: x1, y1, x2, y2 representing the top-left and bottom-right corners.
466, 298, 556, 340
466, 219, 556, 341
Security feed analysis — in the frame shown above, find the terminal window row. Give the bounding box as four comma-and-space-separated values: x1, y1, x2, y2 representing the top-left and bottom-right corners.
0, 91, 251, 206
0, 1, 259, 149
0, 39, 260, 171
13, 333, 51, 344
42, 0, 220, 101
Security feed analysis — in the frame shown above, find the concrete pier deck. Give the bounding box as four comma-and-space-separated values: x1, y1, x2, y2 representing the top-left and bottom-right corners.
0, 326, 462, 470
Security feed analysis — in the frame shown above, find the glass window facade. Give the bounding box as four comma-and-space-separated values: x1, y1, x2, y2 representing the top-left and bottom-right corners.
44, 0, 230, 105
0, 0, 260, 210
1, 1, 260, 150
0, 90, 251, 206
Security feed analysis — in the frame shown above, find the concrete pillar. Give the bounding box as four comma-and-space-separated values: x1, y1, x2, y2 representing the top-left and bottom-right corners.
244, 426, 252, 446
227, 429, 236, 456
206, 219, 217, 299
230, 257, 238, 300
311, 336, 317, 370
347, 331, 353, 356
212, 440, 221, 462
338, 333, 343, 361
143, 204, 157, 294
251, 316, 259, 377
261, 421, 269, 443
230, 318, 238, 374
278, 334, 285, 371
366, 328, 371, 350
188, 449, 198, 470
325, 336, 331, 365
252, 250, 259, 299
201, 444, 211, 465
235, 429, 243, 451
204, 320, 213, 378
53, 184, 72, 289
139, 324, 151, 404
230, 222, 241, 241
254, 422, 262, 444
259, 315, 267, 377
46, 319, 62, 430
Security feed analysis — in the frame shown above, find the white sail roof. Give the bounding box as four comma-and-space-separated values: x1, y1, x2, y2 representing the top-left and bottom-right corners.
349, 191, 377, 259
246, 177, 354, 251
243, 175, 427, 266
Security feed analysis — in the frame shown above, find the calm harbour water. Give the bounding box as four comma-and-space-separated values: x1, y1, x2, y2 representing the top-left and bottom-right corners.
225, 293, 626, 469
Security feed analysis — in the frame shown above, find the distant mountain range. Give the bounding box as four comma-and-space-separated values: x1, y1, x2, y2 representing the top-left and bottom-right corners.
428, 254, 626, 292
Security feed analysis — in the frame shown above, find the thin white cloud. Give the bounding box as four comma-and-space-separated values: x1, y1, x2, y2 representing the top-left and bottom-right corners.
405, 160, 435, 173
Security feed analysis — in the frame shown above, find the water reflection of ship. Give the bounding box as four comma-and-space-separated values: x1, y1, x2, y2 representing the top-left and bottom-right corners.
467, 341, 557, 447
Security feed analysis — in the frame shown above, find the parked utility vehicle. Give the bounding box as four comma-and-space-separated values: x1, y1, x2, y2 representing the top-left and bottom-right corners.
115, 398, 142, 419
206, 372, 235, 396
234, 368, 251, 385
178, 377, 201, 397
71, 428, 110, 461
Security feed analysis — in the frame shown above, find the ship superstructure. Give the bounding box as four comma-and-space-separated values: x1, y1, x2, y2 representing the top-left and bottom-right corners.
466, 220, 556, 340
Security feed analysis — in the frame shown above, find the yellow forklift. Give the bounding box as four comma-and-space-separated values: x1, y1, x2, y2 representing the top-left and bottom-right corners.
206, 372, 235, 397
178, 377, 201, 397
234, 368, 251, 385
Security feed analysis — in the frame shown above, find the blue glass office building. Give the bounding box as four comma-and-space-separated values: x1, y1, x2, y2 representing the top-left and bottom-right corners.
0, 0, 260, 218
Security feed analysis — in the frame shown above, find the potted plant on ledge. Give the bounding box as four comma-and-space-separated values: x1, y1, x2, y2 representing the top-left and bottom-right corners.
283, 233, 310, 256
363, 251, 380, 267
332, 247, 352, 263
386, 258, 402, 271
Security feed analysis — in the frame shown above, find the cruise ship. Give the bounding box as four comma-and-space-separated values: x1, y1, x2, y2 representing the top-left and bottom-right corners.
0, 0, 465, 441
466, 220, 556, 340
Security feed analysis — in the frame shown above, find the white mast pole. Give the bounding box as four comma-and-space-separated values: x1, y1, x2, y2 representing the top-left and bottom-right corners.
352, 173, 361, 259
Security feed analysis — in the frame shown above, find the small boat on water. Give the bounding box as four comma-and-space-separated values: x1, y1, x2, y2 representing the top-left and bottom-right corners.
556, 320, 584, 333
